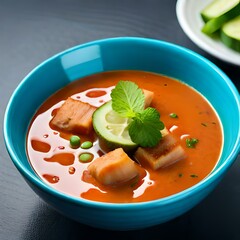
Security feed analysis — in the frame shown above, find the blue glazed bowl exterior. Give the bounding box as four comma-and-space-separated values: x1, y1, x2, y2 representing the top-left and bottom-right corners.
4, 37, 240, 230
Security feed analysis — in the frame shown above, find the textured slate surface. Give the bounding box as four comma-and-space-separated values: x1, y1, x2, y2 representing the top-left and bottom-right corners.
0, 0, 239, 239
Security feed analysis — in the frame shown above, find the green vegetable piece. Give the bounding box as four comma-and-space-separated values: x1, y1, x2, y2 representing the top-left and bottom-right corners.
92, 101, 137, 152
79, 153, 93, 162
201, 0, 240, 34
70, 135, 81, 148
81, 141, 93, 149
201, 0, 240, 22
220, 15, 240, 52
186, 138, 199, 148
169, 113, 178, 118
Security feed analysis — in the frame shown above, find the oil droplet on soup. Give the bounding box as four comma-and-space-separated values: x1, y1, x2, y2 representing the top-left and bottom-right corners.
31, 139, 51, 153
43, 174, 60, 184
86, 90, 107, 98
26, 70, 223, 203
58, 146, 65, 150
68, 166, 76, 174
44, 153, 75, 166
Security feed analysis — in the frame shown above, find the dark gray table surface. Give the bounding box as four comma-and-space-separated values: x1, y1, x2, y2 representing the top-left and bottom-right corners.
0, 0, 239, 239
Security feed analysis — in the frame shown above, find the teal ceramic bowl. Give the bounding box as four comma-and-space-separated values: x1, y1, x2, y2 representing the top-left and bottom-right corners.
4, 37, 240, 230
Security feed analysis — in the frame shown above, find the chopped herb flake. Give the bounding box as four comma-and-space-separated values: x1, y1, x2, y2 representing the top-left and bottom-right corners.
201, 123, 207, 127
186, 138, 199, 148
169, 113, 178, 118
178, 173, 183, 178
190, 174, 198, 178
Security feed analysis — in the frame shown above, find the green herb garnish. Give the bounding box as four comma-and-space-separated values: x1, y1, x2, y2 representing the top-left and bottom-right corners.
111, 81, 165, 147
111, 81, 145, 118
186, 138, 199, 148
169, 113, 178, 118
128, 108, 164, 147
190, 174, 198, 178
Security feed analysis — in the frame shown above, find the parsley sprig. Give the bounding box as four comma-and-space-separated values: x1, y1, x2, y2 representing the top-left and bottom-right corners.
111, 81, 165, 147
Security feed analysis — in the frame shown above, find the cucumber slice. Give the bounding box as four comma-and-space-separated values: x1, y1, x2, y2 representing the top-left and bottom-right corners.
221, 15, 240, 52
93, 101, 137, 152
201, 0, 240, 34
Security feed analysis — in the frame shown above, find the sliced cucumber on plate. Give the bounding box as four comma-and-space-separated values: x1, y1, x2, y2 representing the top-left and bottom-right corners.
201, 0, 240, 34
221, 15, 240, 52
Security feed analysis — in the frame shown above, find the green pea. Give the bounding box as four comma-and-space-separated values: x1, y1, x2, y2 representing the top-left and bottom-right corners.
79, 153, 93, 163
81, 141, 93, 149
70, 135, 81, 148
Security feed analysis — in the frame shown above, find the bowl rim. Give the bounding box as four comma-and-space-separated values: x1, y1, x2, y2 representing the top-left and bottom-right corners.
3, 36, 240, 209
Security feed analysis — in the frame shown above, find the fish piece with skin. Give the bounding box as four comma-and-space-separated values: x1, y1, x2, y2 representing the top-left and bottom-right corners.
51, 97, 97, 135
134, 128, 186, 170
143, 89, 154, 108
88, 148, 140, 186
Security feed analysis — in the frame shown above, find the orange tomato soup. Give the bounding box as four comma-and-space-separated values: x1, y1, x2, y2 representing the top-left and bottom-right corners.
27, 71, 223, 203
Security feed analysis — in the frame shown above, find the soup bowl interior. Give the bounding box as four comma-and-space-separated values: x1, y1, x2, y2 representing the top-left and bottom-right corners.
4, 37, 240, 230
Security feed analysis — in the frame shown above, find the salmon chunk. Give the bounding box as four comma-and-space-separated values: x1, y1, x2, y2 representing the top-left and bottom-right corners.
88, 148, 139, 186
51, 97, 97, 135
143, 89, 154, 108
134, 129, 186, 170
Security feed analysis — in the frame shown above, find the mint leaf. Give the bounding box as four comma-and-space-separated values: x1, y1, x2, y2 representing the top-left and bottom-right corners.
110, 81, 165, 147
128, 108, 164, 147
111, 81, 145, 118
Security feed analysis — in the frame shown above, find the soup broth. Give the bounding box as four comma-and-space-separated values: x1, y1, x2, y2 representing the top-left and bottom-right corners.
27, 71, 223, 203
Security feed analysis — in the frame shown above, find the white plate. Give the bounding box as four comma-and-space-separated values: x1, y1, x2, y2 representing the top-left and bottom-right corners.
176, 0, 240, 66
